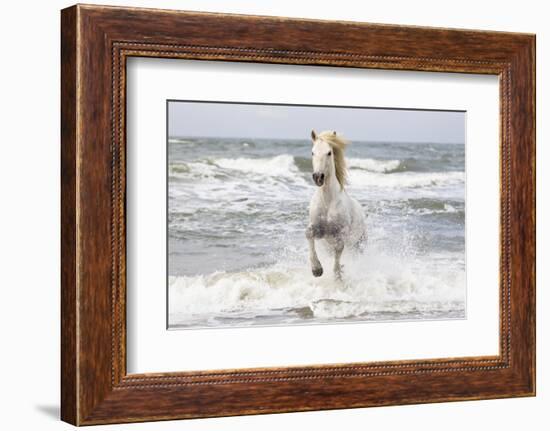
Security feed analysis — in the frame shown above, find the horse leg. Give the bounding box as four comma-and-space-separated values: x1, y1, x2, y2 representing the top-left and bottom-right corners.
333, 239, 344, 280
306, 225, 323, 277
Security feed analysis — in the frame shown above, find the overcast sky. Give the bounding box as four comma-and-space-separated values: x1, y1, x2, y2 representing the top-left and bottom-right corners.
168, 101, 465, 144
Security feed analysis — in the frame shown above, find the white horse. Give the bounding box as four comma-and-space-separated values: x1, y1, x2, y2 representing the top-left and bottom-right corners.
306, 130, 367, 279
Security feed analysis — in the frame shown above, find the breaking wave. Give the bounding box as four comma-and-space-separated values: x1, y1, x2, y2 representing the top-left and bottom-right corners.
169, 249, 465, 328
169, 154, 464, 190
347, 157, 402, 173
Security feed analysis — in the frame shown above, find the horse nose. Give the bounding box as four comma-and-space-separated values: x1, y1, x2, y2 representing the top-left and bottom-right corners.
312, 172, 325, 186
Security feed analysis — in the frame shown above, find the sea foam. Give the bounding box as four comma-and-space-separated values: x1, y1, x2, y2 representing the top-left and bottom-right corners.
168, 248, 465, 328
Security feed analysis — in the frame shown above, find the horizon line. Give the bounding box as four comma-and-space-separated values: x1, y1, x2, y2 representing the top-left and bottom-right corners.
168, 135, 464, 145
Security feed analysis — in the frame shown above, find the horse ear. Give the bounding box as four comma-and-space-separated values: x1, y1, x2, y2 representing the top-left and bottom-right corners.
311, 130, 317, 141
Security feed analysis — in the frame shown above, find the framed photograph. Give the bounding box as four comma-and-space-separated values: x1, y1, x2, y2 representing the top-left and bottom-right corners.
61, 4, 536, 425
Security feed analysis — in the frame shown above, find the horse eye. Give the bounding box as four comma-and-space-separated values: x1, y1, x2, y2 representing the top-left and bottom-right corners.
327, 151, 332, 156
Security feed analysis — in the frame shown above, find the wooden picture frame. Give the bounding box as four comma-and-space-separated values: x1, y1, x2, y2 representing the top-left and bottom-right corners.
61, 4, 535, 425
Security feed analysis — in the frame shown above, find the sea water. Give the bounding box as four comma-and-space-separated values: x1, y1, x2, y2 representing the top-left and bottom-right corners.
167, 137, 466, 328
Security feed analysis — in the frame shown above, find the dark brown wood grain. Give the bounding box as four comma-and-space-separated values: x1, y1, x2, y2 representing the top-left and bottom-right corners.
60, 5, 78, 425
61, 4, 536, 425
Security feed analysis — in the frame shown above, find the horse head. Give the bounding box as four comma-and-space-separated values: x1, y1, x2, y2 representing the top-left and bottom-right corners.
310, 130, 348, 188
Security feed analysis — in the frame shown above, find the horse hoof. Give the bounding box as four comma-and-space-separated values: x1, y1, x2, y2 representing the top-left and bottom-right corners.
312, 267, 323, 277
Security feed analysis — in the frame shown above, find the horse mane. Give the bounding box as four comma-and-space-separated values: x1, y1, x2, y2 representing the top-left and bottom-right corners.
317, 130, 350, 189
